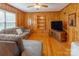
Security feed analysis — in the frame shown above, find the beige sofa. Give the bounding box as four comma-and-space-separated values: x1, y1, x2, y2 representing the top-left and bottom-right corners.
0, 28, 42, 56
0, 28, 31, 38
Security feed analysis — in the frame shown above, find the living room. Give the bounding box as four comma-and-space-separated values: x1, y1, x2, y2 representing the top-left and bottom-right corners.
0, 3, 78, 56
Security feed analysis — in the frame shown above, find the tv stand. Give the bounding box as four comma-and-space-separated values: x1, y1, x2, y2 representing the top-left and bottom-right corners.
49, 29, 67, 42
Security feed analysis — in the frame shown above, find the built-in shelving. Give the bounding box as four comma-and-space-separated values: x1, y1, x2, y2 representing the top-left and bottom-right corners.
37, 16, 46, 32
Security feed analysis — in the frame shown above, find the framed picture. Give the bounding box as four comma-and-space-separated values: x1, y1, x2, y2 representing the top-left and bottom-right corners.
68, 13, 76, 26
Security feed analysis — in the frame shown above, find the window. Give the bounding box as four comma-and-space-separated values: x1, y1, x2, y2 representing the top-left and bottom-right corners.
6, 11, 16, 28
28, 18, 32, 26
0, 9, 5, 31
0, 9, 16, 31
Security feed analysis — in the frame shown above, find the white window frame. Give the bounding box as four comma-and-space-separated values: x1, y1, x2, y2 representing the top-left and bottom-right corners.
0, 9, 16, 31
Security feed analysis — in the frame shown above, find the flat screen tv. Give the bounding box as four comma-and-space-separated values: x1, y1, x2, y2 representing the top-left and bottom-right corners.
51, 21, 63, 31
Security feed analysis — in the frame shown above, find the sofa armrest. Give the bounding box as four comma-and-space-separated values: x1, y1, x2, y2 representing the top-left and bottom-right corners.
19, 32, 29, 38
25, 29, 30, 32
0, 40, 20, 56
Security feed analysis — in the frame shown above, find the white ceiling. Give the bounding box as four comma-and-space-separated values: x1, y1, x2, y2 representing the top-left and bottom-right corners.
8, 3, 68, 12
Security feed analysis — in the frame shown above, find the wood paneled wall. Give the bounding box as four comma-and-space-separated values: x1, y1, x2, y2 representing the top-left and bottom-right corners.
25, 4, 79, 43
76, 4, 79, 42
59, 3, 77, 42
0, 3, 26, 28
25, 12, 60, 32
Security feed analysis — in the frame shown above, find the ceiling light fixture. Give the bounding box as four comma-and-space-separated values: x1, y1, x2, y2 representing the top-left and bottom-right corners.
27, 3, 48, 10
34, 4, 41, 9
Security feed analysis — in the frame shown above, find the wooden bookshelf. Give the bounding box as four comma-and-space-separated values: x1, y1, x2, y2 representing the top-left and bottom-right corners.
37, 16, 46, 32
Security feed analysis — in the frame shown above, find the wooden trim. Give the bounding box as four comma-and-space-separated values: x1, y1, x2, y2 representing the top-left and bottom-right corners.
1, 3, 71, 13
60, 3, 71, 12
3, 3, 70, 13
27, 11, 60, 13
5, 3, 25, 13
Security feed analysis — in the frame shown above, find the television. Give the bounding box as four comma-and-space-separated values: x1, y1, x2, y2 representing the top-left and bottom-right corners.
51, 21, 63, 31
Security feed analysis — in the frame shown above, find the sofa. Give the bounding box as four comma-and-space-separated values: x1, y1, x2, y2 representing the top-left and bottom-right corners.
0, 27, 31, 39
0, 28, 42, 56
0, 27, 30, 56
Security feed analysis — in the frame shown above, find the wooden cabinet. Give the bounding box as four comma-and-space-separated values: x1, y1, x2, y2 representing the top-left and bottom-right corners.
50, 29, 67, 42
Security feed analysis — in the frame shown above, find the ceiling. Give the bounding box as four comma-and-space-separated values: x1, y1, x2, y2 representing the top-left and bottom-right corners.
8, 3, 69, 12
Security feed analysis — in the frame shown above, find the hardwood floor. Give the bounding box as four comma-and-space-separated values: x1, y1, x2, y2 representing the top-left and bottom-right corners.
27, 32, 70, 56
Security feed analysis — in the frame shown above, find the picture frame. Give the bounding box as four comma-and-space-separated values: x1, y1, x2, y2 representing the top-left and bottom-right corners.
68, 13, 76, 26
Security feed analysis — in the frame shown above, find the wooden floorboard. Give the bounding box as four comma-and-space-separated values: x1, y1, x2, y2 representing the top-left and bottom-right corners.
27, 32, 70, 56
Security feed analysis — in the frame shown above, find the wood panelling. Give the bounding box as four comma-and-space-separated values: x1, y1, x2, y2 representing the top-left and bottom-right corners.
25, 3, 79, 45
59, 3, 77, 43
60, 4, 79, 42
25, 12, 60, 32
76, 4, 79, 41
0, 3, 26, 28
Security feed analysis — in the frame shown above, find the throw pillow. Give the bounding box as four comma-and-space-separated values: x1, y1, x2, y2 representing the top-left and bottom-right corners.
16, 29, 23, 35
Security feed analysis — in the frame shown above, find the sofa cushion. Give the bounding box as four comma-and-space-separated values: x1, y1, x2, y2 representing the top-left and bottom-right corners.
2, 28, 17, 34
0, 34, 20, 41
